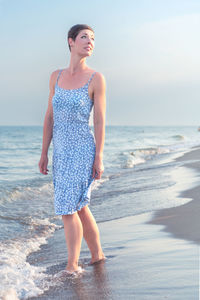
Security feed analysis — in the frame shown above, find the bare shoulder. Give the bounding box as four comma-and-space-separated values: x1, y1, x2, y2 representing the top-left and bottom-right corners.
93, 71, 106, 91
93, 71, 106, 82
49, 69, 61, 91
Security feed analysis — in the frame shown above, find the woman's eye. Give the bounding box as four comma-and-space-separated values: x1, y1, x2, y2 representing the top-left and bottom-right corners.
81, 35, 94, 41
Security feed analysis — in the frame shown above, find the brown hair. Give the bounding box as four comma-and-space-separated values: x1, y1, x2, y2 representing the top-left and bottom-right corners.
67, 24, 94, 52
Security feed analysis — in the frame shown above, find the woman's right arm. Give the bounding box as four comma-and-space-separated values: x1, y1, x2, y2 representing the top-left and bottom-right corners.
38, 71, 58, 175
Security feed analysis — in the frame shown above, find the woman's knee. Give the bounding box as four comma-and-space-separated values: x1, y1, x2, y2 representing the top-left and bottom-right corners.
78, 205, 89, 217
62, 212, 78, 221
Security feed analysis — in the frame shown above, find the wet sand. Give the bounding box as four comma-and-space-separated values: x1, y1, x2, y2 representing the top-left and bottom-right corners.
28, 146, 200, 300
147, 146, 200, 244
28, 213, 198, 299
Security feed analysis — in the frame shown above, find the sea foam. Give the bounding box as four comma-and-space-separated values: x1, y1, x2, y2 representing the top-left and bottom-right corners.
0, 218, 61, 299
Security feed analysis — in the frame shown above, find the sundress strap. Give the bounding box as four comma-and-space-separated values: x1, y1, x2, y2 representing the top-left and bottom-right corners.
56, 69, 63, 85
87, 72, 96, 85
56, 69, 96, 86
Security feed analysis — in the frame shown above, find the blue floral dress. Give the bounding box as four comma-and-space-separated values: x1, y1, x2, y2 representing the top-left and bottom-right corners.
52, 69, 96, 215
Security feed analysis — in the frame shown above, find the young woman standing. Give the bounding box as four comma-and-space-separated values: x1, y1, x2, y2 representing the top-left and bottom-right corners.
38, 24, 106, 273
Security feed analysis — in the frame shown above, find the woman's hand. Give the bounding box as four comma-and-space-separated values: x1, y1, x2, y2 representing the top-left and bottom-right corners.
38, 154, 49, 175
92, 156, 104, 180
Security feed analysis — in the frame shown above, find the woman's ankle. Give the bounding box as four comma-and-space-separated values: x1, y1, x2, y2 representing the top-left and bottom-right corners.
91, 251, 105, 262
66, 262, 79, 272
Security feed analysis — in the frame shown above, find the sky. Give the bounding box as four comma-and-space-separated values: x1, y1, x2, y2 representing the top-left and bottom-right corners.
1, 0, 200, 126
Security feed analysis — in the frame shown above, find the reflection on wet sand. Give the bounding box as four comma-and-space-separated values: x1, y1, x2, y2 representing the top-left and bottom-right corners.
68, 259, 113, 300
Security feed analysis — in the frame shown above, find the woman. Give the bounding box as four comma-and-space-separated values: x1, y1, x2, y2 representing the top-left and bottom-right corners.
38, 24, 106, 274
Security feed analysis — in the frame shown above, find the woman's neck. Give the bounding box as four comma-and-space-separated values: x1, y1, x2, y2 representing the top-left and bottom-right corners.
68, 55, 88, 75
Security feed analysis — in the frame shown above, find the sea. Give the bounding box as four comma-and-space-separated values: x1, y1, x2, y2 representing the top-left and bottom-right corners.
0, 125, 200, 299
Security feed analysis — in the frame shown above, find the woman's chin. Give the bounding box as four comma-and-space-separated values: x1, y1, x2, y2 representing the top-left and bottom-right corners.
79, 52, 91, 58
84, 50, 93, 57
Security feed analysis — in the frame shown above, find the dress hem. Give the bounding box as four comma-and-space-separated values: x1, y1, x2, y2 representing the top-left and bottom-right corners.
54, 200, 90, 216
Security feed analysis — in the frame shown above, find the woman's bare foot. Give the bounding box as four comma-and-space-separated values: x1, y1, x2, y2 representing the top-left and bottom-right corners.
65, 266, 83, 274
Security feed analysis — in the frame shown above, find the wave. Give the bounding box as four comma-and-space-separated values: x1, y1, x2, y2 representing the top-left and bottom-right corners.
0, 217, 62, 299
120, 146, 170, 168
0, 176, 110, 299
0, 181, 54, 206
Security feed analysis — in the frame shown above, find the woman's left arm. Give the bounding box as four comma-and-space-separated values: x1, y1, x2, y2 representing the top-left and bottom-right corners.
92, 73, 106, 180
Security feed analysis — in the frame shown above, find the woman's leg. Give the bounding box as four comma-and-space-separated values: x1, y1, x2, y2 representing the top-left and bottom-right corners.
62, 212, 83, 272
78, 205, 105, 263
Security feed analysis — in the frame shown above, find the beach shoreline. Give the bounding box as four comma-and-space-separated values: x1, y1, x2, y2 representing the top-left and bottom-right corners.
27, 211, 199, 300
147, 145, 200, 245
1, 126, 200, 299
26, 146, 200, 299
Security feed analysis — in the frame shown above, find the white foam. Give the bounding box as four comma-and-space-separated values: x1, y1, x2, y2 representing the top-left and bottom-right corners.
121, 140, 200, 169
0, 218, 61, 299
53, 266, 85, 280
122, 146, 170, 168
125, 155, 146, 168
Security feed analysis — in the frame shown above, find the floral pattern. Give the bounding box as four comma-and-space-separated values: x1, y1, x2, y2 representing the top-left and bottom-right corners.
52, 69, 96, 215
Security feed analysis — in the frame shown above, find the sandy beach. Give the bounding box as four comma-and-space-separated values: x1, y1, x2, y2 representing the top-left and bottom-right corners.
27, 146, 200, 300
148, 145, 200, 245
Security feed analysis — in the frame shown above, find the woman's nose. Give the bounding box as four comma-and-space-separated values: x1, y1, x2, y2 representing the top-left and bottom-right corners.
87, 37, 93, 44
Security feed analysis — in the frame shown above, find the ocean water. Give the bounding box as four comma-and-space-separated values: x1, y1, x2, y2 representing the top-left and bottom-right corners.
0, 125, 200, 299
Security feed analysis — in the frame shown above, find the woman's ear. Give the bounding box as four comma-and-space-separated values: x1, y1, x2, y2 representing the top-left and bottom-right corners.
68, 37, 73, 47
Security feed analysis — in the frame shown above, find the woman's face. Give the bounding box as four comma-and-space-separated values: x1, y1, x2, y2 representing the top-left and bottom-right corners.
69, 29, 95, 57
